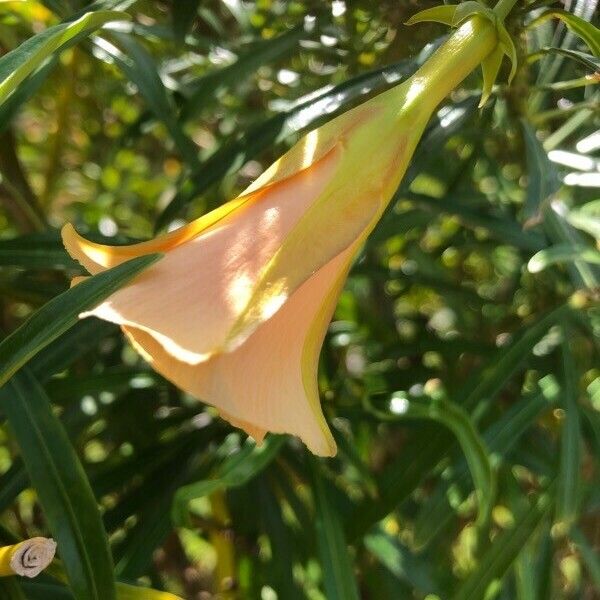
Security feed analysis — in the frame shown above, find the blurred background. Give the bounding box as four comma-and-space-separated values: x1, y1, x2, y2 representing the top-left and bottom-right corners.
0, 0, 599, 598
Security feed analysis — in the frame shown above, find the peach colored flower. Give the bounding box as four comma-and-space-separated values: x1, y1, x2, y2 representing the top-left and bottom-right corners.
63, 16, 498, 456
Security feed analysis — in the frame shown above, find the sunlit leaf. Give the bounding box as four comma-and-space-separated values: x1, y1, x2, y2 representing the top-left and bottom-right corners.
0, 10, 130, 106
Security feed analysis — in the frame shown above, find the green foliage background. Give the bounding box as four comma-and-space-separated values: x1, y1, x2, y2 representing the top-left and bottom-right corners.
0, 0, 598, 598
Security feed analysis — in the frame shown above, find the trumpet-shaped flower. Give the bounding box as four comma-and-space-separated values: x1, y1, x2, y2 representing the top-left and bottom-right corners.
63, 16, 499, 456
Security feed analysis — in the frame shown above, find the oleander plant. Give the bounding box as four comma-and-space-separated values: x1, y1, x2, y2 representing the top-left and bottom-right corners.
0, 1, 598, 599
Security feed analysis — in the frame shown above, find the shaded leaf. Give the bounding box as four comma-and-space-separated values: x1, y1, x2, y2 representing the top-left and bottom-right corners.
453, 488, 553, 600
521, 120, 561, 222
0, 254, 161, 387
364, 528, 442, 596
556, 327, 581, 528
172, 435, 285, 526
310, 459, 360, 600
0, 369, 116, 600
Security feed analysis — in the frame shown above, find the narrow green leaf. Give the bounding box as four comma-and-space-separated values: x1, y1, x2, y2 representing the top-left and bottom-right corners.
180, 25, 310, 121
566, 202, 600, 239
404, 5, 458, 27
556, 327, 581, 529
310, 459, 360, 600
413, 377, 559, 549
364, 528, 442, 596
346, 307, 567, 540
521, 120, 561, 222
370, 394, 494, 529
480, 46, 503, 107
497, 23, 518, 83
0, 11, 130, 106
112, 435, 208, 579
570, 527, 600, 587
32, 570, 185, 600
528, 243, 600, 273
0, 253, 161, 387
30, 319, 116, 383
172, 435, 285, 526
20, 581, 74, 599
95, 33, 199, 167
0, 369, 116, 600
0, 232, 80, 269
0, 460, 28, 513
332, 427, 378, 498
116, 583, 184, 600
156, 56, 424, 228
258, 477, 303, 600
172, 0, 200, 41
532, 526, 554, 600
528, 10, 600, 56
532, 47, 600, 72
404, 191, 546, 252
462, 304, 570, 419
543, 201, 600, 290
453, 488, 553, 600
513, 528, 537, 600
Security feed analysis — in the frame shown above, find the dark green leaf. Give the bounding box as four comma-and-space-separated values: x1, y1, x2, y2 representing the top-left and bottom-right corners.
310, 459, 360, 600
0, 369, 116, 600
521, 120, 561, 222
453, 487, 553, 600
0, 254, 161, 387
535, 47, 600, 72
0, 231, 80, 269
556, 328, 581, 529
172, 0, 200, 41
462, 304, 570, 419
364, 528, 442, 596
180, 25, 311, 121
368, 394, 495, 530
172, 435, 285, 526
95, 32, 199, 166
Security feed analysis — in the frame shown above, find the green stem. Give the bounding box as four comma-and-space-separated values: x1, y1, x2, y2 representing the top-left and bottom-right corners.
494, 0, 519, 21
407, 16, 498, 116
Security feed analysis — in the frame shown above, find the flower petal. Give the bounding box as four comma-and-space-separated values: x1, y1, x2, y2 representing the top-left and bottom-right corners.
224, 88, 427, 349
122, 243, 355, 456
71, 144, 342, 363
62, 195, 249, 275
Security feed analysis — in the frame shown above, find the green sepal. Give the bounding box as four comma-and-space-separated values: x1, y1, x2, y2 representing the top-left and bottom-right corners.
480, 45, 504, 107
405, 1, 492, 28
497, 23, 517, 83
406, 2, 518, 103
404, 5, 458, 27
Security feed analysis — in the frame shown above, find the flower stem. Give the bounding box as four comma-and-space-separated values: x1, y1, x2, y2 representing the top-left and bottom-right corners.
494, 0, 519, 21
